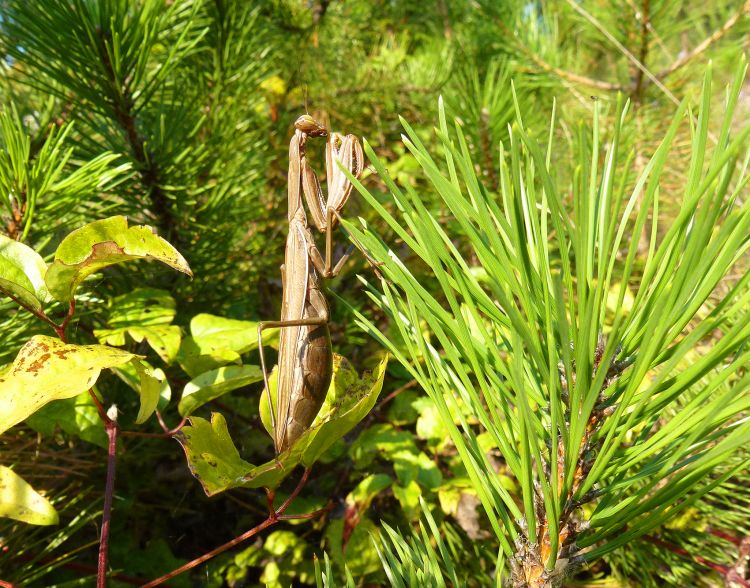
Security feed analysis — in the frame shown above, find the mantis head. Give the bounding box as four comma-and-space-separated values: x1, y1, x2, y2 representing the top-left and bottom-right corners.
294, 114, 327, 138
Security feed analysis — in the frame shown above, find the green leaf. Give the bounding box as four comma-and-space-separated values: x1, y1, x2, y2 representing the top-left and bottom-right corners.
180, 355, 388, 495
393, 480, 422, 517
0, 234, 49, 310
346, 474, 393, 511
176, 336, 242, 378
264, 530, 303, 556
414, 398, 450, 443
25, 391, 108, 448
392, 450, 443, 490
190, 313, 278, 355
259, 354, 388, 465
178, 365, 264, 417
45, 216, 192, 302
349, 424, 418, 468
133, 360, 162, 424
97, 325, 181, 364
0, 335, 135, 435
326, 516, 382, 578
0, 466, 58, 525
94, 288, 181, 363
299, 354, 387, 466
101, 288, 177, 326
112, 360, 171, 413
175, 412, 291, 495
258, 366, 277, 438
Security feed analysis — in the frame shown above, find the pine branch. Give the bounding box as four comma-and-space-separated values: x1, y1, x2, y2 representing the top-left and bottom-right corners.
656, 0, 750, 81
631, 0, 652, 103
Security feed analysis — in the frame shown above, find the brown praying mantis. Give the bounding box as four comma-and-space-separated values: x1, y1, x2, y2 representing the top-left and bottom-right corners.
258, 114, 364, 454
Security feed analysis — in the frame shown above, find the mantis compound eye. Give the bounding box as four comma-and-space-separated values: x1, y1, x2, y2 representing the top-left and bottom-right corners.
294, 114, 328, 137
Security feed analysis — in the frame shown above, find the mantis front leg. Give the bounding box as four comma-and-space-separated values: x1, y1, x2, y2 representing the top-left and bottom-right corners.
301, 133, 364, 267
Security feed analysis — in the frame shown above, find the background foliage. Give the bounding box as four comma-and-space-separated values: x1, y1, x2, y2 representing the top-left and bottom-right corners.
1, 0, 749, 586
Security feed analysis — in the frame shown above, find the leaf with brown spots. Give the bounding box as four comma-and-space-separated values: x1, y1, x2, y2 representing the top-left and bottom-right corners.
45, 216, 192, 302
0, 335, 135, 435
177, 411, 300, 494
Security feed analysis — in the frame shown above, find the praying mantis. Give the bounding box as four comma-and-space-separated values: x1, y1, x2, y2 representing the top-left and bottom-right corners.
258, 114, 364, 454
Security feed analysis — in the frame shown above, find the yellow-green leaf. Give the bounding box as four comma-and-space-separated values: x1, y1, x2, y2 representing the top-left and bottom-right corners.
0, 234, 49, 310
191, 313, 277, 355
0, 335, 134, 435
0, 466, 58, 525
175, 413, 286, 495
178, 365, 264, 417
133, 360, 162, 424
45, 216, 192, 302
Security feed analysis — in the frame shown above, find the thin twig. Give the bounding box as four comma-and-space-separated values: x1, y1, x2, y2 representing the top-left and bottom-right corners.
139, 517, 278, 588
59, 299, 76, 339
121, 411, 188, 438
523, 51, 623, 91
140, 468, 318, 587
656, 0, 750, 81
3, 291, 61, 335
563, 0, 680, 106
631, 0, 651, 102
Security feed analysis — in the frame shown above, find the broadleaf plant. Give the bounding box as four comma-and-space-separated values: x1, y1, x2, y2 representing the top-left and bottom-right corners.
0, 215, 192, 530
342, 59, 750, 586
177, 353, 388, 493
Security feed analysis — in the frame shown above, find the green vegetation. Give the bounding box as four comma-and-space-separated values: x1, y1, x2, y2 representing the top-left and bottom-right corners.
1, 1, 749, 587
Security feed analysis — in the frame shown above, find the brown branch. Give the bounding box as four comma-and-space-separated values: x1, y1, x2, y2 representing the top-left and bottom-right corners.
140, 468, 321, 587
96, 28, 176, 238
656, 0, 750, 81
522, 51, 623, 91
495, 14, 622, 92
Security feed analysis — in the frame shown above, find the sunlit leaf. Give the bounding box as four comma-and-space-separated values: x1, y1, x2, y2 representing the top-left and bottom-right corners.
176, 336, 242, 378
175, 412, 291, 495
190, 313, 278, 355
180, 355, 388, 494
259, 354, 388, 466
133, 360, 162, 424
0, 466, 58, 525
0, 234, 49, 310
0, 335, 134, 435
45, 216, 192, 302
178, 365, 264, 417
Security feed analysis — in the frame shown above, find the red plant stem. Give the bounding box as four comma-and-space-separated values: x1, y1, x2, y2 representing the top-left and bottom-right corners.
97, 418, 119, 588
121, 415, 188, 438
141, 468, 315, 588
709, 528, 743, 546
4, 291, 61, 335
0, 581, 20, 588
87, 390, 111, 424
58, 298, 76, 339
